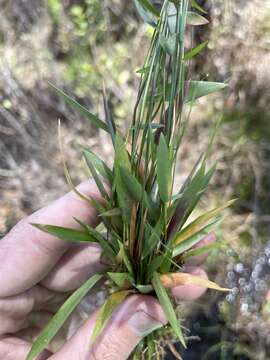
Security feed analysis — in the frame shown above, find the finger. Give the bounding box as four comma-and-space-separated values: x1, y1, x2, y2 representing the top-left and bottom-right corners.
0, 336, 52, 360
41, 243, 105, 292
185, 232, 216, 267
0, 285, 65, 335
16, 325, 66, 354
50, 295, 167, 360
0, 180, 102, 297
172, 266, 208, 301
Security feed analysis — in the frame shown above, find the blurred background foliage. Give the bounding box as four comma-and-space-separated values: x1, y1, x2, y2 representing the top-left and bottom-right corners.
0, 0, 270, 359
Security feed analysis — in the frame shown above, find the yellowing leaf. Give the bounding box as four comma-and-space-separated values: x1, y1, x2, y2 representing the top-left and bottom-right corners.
160, 273, 230, 292
91, 290, 132, 343
173, 199, 236, 246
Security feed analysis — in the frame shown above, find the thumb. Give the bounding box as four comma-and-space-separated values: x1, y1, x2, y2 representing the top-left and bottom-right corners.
50, 295, 167, 360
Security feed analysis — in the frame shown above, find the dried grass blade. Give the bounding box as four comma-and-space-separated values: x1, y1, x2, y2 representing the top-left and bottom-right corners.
173, 199, 236, 246
160, 272, 230, 291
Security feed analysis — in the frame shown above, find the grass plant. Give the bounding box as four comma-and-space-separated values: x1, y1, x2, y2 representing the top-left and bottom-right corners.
26, 1, 232, 358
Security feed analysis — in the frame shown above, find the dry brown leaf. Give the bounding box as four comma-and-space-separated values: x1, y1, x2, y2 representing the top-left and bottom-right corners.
160, 272, 230, 292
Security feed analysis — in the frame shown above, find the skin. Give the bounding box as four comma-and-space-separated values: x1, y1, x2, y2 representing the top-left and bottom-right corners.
0, 180, 215, 360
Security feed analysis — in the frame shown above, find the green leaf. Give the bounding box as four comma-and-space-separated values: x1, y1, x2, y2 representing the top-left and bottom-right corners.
142, 216, 164, 259
99, 208, 121, 217
48, 82, 108, 132
82, 221, 116, 260
136, 284, 153, 294
187, 11, 209, 26
185, 81, 228, 103
87, 196, 110, 229
80, 145, 113, 184
190, 0, 207, 14
91, 290, 132, 343
26, 274, 103, 360
107, 272, 132, 289
159, 249, 173, 273
184, 41, 208, 60
119, 166, 158, 220
159, 81, 227, 103
118, 241, 134, 275
134, 0, 157, 27
31, 223, 95, 243
167, 3, 177, 34
136, 65, 151, 75
159, 34, 176, 56
147, 255, 164, 282
152, 272, 186, 348
114, 134, 132, 222
102, 86, 116, 145
146, 334, 156, 359
157, 134, 172, 202
83, 153, 110, 201
136, 0, 160, 17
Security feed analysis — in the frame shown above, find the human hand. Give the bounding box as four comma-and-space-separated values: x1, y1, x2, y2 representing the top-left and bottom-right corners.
0, 180, 215, 360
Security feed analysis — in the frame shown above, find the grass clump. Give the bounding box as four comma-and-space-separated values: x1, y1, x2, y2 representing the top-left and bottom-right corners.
26, 0, 232, 359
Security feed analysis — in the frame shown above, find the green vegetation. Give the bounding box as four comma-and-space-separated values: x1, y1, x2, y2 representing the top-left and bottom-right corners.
26, 1, 232, 358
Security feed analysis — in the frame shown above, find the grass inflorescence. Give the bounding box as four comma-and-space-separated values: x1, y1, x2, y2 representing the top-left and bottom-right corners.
26, 0, 232, 359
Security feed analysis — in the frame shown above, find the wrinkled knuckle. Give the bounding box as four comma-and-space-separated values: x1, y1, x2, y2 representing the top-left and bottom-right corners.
0, 317, 23, 335
90, 332, 125, 360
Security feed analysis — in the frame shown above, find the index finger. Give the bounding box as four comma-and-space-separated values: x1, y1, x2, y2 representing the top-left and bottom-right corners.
0, 180, 102, 298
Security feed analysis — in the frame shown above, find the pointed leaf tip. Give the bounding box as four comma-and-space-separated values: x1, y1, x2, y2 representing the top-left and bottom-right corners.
48, 82, 108, 132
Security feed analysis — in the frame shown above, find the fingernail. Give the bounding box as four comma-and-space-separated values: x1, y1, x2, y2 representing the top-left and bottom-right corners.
127, 310, 164, 337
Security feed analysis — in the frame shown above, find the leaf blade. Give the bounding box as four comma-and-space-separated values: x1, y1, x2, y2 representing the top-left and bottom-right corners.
49, 82, 108, 132
160, 272, 230, 292
187, 11, 209, 26
31, 223, 95, 243
134, 0, 157, 27
80, 145, 113, 184
190, 0, 208, 14
185, 81, 228, 103
184, 41, 208, 61
157, 134, 171, 202
26, 274, 103, 360
173, 199, 236, 246
91, 290, 132, 343
152, 272, 186, 348
136, 0, 160, 17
